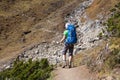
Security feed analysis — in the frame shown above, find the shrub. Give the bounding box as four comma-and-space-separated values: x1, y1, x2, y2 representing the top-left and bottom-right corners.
107, 3, 120, 37
98, 32, 103, 38
110, 8, 116, 12
0, 58, 53, 80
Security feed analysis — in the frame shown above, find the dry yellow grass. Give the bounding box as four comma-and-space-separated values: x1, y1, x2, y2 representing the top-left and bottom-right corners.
109, 37, 120, 50
86, 0, 120, 19
74, 41, 106, 66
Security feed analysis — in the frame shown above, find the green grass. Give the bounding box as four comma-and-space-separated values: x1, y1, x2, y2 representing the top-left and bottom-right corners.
0, 58, 53, 80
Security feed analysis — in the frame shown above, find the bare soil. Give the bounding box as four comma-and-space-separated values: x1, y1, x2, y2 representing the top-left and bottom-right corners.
54, 65, 97, 80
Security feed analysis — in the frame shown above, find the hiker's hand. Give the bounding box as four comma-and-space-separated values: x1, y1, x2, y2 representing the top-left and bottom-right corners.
56, 41, 60, 44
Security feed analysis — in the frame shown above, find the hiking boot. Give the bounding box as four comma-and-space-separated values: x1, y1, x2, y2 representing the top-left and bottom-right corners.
68, 65, 71, 68
62, 65, 66, 68
62, 61, 67, 68
68, 62, 72, 68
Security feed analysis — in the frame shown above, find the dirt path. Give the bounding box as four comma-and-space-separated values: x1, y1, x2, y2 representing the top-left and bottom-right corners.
53, 65, 97, 80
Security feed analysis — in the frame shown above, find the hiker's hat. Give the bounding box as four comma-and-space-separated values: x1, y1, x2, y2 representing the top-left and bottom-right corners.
65, 22, 70, 29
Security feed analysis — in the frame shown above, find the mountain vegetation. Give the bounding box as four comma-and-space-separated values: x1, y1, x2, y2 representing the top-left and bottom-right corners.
0, 58, 53, 80
104, 1, 120, 72
0, 0, 120, 79
107, 2, 120, 37
73, 1, 120, 79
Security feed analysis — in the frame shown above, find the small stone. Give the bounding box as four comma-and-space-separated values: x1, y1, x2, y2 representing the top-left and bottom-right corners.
35, 50, 39, 54
106, 76, 114, 80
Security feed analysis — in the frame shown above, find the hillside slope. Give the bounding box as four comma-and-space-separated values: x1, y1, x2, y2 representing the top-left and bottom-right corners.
0, 0, 83, 62
73, 0, 120, 79
0, 0, 119, 79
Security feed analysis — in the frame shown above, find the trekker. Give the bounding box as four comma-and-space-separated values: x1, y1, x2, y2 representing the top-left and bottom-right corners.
59, 22, 77, 68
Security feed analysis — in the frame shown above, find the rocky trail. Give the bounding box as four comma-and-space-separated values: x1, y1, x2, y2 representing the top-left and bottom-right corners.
54, 66, 97, 80
0, 0, 96, 71
0, 0, 107, 72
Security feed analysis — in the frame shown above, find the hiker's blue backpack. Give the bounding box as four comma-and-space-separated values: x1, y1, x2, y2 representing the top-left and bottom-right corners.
66, 24, 77, 44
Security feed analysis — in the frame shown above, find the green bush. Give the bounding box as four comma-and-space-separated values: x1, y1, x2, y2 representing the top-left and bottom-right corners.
0, 58, 53, 80
110, 8, 116, 12
104, 49, 120, 70
107, 2, 120, 37
98, 32, 103, 38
